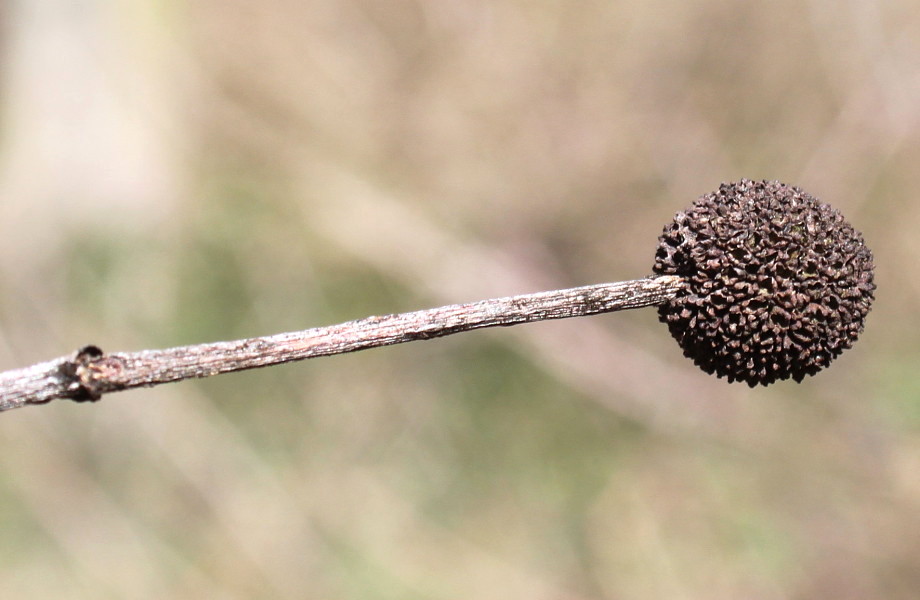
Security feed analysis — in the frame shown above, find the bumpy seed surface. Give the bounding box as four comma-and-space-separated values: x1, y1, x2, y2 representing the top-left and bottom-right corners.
653, 179, 875, 387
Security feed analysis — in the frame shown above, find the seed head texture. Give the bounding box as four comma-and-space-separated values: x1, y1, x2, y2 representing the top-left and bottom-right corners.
653, 179, 875, 386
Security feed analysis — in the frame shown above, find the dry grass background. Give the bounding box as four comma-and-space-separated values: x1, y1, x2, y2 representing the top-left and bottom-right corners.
0, 1, 918, 598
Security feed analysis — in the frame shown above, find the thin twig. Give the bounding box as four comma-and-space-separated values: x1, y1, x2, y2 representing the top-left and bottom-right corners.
0, 275, 683, 412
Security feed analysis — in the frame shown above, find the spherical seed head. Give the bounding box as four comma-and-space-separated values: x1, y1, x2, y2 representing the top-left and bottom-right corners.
652, 179, 875, 387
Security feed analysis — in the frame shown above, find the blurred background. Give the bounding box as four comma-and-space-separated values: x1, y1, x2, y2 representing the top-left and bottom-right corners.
0, 1, 917, 598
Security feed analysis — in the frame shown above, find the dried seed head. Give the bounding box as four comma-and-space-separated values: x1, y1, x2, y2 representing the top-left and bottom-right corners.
653, 179, 875, 387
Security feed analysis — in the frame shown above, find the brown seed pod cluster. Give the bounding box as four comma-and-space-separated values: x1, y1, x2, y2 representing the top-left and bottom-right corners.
653, 179, 875, 386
